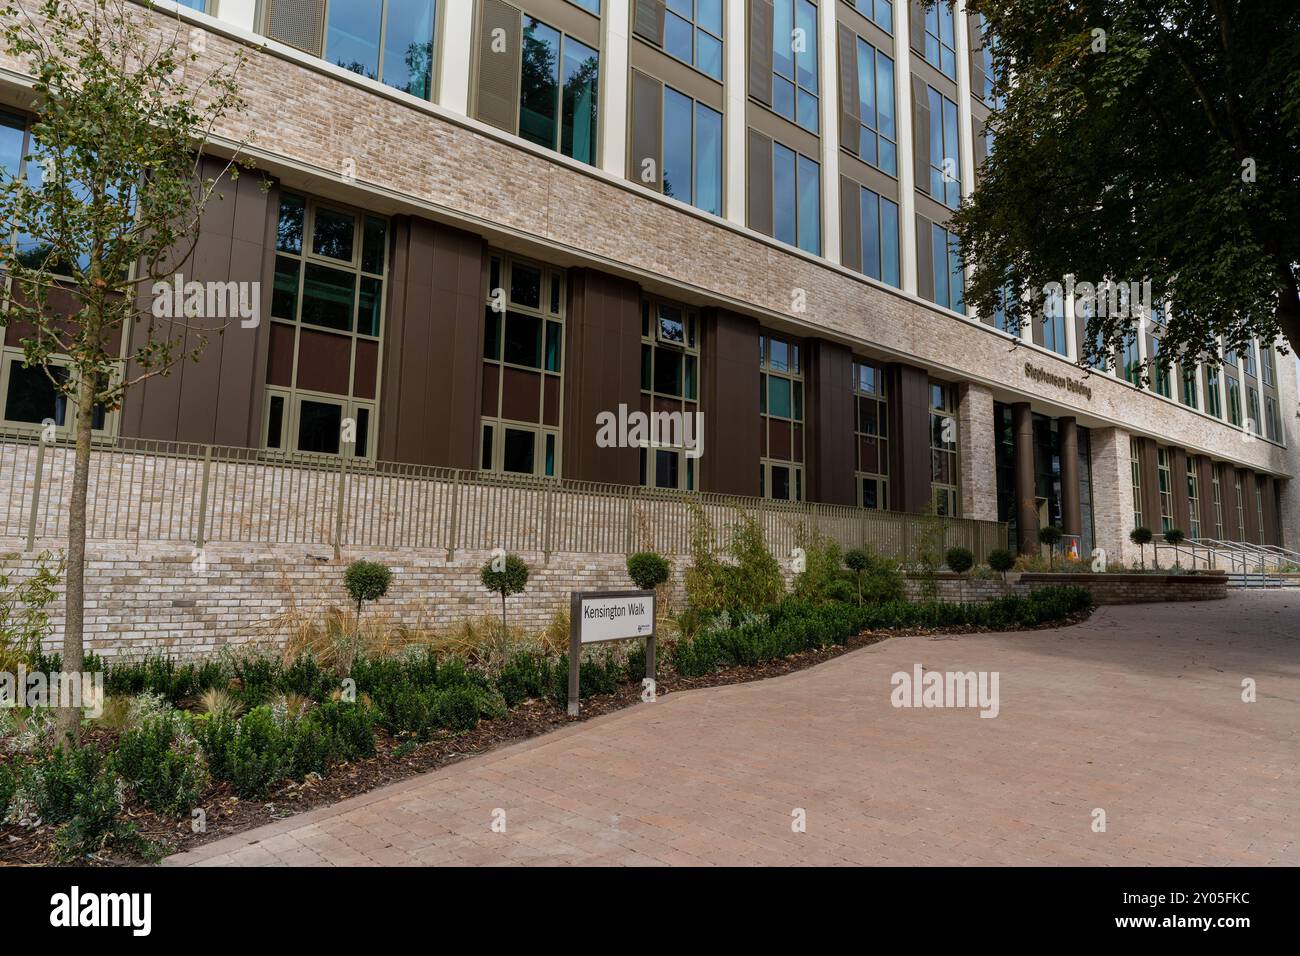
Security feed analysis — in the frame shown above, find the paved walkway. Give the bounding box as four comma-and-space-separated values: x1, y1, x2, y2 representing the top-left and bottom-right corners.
167, 593, 1299, 866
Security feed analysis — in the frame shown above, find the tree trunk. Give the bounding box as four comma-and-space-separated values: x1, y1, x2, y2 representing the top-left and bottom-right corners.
57, 373, 96, 743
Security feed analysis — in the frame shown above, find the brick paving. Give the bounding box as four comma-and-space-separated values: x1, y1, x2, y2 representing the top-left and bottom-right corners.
166, 592, 1300, 866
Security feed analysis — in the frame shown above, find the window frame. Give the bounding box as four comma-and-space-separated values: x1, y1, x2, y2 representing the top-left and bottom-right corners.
320, 0, 439, 101
929, 222, 964, 313
926, 85, 961, 208
1156, 447, 1173, 532
662, 0, 724, 81
769, 140, 822, 255
639, 296, 701, 492
1186, 455, 1201, 538
923, 0, 957, 79
853, 359, 889, 510
771, 0, 820, 133
928, 380, 959, 517
1129, 437, 1143, 529
660, 84, 724, 216
849, 34, 897, 176
759, 331, 805, 502
518, 15, 601, 166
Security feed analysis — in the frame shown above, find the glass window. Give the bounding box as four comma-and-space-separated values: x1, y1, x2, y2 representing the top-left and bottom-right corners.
1205, 366, 1222, 418
1265, 396, 1280, 442
1247, 387, 1261, 436
1226, 376, 1242, 427
929, 382, 958, 516
769, 141, 821, 255
1186, 456, 1201, 539
852, 37, 896, 176
926, 86, 961, 208
1129, 438, 1143, 529
266, 193, 387, 459
854, 360, 889, 510
930, 224, 963, 313
853, 0, 893, 34
772, 0, 819, 133
1181, 363, 1198, 408
760, 332, 805, 500
855, 185, 900, 288
324, 0, 436, 100
520, 19, 599, 166
664, 0, 723, 80
924, 1, 957, 79
661, 87, 723, 216
640, 300, 700, 490
1156, 448, 1173, 532
1042, 286, 1066, 356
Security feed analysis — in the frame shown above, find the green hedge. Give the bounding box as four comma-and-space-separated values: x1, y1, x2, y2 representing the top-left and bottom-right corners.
672, 587, 1092, 677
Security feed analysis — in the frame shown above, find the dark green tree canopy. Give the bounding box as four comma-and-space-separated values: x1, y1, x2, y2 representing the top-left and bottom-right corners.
956, 0, 1300, 367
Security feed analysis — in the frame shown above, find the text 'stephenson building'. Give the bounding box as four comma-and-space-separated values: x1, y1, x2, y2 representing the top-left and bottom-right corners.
0, 0, 1295, 566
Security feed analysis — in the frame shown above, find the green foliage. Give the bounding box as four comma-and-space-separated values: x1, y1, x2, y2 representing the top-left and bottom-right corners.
684, 503, 728, 615
988, 549, 1015, 574
952, 0, 1300, 358
343, 561, 393, 614
220, 706, 287, 798
1130, 526, 1153, 569
0, 553, 61, 671
793, 536, 849, 604
723, 513, 785, 614
0, 760, 14, 820
626, 551, 671, 590
495, 651, 557, 708
480, 553, 530, 629
945, 547, 975, 575
1038, 526, 1063, 547
110, 712, 207, 818
352, 647, 498, 739
843, 548, 906, 604
1164, 528, 1186, 546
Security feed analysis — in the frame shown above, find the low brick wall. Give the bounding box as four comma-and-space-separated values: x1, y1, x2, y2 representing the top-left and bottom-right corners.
903, 572, 1229, 605
1, 541, 1228, 662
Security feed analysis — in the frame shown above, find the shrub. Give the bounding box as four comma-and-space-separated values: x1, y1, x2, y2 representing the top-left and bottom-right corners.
724, 514, 785, 613
1038, 526, 1064, 569
221, 706, 289, 798
945, 547, 975, 575
281, 652, 336, 701
495, 651, 555, 707
987, 549, 1015, 579
0, 760, 15, 820
844, 548, 905, 604
626, 552, 671, 591
344, 561, 393, 618
305, 700, 376, 762
480, 554, 530, 631
1130, 527, 1153, 569
1164, 528, 1186, 550
792, 536, 849, 605
110, 712, 208, 818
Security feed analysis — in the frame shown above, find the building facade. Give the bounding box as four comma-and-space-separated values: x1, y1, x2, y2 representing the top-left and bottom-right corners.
0, 0, 1295, 567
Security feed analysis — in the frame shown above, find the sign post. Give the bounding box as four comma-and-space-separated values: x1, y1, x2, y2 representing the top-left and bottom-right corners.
568, 589, 656, 717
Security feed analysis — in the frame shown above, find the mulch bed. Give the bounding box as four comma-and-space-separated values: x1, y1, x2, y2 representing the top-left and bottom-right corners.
0, 607, 1092, 867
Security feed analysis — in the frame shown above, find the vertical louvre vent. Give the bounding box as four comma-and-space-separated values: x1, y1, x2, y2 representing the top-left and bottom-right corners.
267, 0, 326, 57
476, 0, 522, 133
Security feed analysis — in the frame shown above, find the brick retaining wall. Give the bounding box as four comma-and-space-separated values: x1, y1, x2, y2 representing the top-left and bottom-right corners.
904, 572, 1229, 605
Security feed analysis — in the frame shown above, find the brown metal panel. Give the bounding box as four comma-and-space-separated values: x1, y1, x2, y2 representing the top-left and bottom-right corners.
805, 339, 855, 506
839, 175, 861, 274
888, 362, 932, 515
295, 328, 352, 396
475, 0, 522, 133
378, 215, 486, 467
915, 213, 934, 302
633, 0, 665, 46
1139, 439, 1161, 533
701, 308, 761, 496
481, 363, 499, 416
1259, 474, 1278, 545
560, 268, 641, 484
501, 366, 542, 422
629, 70, 663, 189
353, 338, 378, 400
1170, 446, 1191, 535
909, 0, 925, 55
1196, 455, 1217, 535
266, 323, 295, 386
747, 128, 774, 235
749, 0, 774, 106
837, 23, 859, 156
1239, 468, 1260, 542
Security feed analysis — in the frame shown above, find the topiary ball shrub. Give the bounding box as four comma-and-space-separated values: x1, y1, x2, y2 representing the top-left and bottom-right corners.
945, 547, 975, 575
344, 560, 393, 617
626, 551, 671, 591
988, 548, 1014, 580
481, 553, 530, 631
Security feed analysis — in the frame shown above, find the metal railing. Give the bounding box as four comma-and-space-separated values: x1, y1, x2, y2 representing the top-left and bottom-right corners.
0, 429, 1007, 562
1173, 538, 1300, 576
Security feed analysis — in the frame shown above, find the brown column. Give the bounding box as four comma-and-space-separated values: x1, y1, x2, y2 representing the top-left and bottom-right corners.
379, 216, 487, 468
1197, 456, 1217, 535
1218, 462, 1242, 538
805, 338, 856, 506
1139, 439, 1162, 533
1170, 447, 1191, 534
1058, 416, 1081, 536
1239, 468, 1260, 542
560, 269, 643, 485
1260, 475, 1278, 545
1012, 402, 1038, 554
700, 308, 761, 497
887, 363, 933, 514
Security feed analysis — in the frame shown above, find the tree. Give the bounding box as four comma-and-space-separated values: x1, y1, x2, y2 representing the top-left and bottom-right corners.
1164, 528, 1187, 566
1130, 527, 1154, 570
480, 553, 529, 632
626, 551, 671, 591
844, 548, 872, 603
0, 0, 251, 740
988, 548, 1015, 582
343, 560, 392, 623
945, 546, 975, 575
953, 1, 1300, 367
1038, 526, 1063, 570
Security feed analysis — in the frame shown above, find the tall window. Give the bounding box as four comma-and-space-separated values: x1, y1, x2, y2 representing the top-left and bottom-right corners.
1042, 286, 1067, 356
923, 1, 956, 79
853, 360, 888, 509
855, 184, 900, 287
1234, 475, 1246, 539
1246, 387, 1262, 435
662, 87, 723, 215
1204, 366, 1221, 417
665, 0, 723, 80
1265, 396, 1280, 442
930, 223, 963, 313
760, 333, 804, 501
974, 13, 1001, 106
1180, 363, 1198, 408
1186, 456, 1201, 538
640, 298, 700, 490
852, 36, 897, 175
772, 0, 819, 132
1122, 331, 1141, 385
929, 381, 958, 516
1211, 469, 1224, 539
324, 0, 437, 99
1260, 344, 1275, 387
1151, 338, 1172, 398
1243, 342, 1256, 378
266, 194, 387, 459
481, 254, 564, 476
927, 87, 960, 208
853, 0, 893, 33
520, 18, 599, 166
1129, 438, 1143, 529
1156, 448, 1173, 532
1226, 374, 1242, 426
772, 142, 821, 254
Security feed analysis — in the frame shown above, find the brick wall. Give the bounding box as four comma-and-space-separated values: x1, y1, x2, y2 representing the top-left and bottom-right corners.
904, 572, 1228, 605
